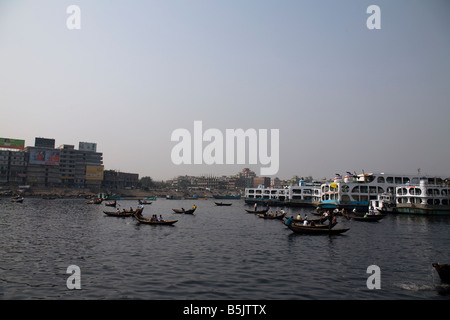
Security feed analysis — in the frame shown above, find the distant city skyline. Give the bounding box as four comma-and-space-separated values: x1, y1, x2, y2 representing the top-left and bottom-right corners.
1, 1, 449, 181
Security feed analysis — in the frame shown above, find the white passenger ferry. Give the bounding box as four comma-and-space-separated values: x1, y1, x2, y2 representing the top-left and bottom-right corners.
318, 172, 445, 211
244, 180, 321, 207
395, 179, 450, 215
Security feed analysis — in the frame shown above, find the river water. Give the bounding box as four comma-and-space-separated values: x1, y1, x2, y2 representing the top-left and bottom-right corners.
1, 197, 449, 300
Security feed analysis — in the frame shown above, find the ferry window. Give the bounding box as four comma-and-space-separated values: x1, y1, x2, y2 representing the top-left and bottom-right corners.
442, 190, 447, 196
369, 186, 377, 193
395, 177, 402, 184
415, 189, 421, 195
403, 177, 410, 184
341, 195, 350, 202
360, 186, 368, 193
427, 189, 432, 196
352, 195, 359, 201
434, 189, 440, 196
352, 186, 359, 193
377, 176, 385, 183
323, 186, 329, 192
387, 177, 394, 183
427, 199, 433, 205
387, 187, 394, 194
256, 190, 262, 194
378, 187, 384, 193
248, 190, 254, 193
402, 188, 407, 195
434, 199, 440, 205
443, 199, 448, 205
360, 195, 368, 202
411, 178, 419, 184
341, 185, 349, 193
409, 188, 415, 195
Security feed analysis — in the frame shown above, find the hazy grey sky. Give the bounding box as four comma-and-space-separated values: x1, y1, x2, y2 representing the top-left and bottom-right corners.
1, 0, 449, 180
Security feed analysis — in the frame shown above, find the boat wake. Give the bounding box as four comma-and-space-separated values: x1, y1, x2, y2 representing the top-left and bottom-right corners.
395, 282, 435, 292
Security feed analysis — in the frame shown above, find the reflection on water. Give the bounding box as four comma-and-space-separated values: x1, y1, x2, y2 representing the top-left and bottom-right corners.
1, 198, 449, 299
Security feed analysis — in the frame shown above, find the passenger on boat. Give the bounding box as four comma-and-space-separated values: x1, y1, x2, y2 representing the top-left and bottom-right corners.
285, 216, 294, 226
254, 203, 258, 211
296, 214, 302, 220
303, 220, 308, 226
159, 215, 164, 221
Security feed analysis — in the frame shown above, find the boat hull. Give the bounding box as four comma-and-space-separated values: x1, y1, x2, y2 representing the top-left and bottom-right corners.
396, 204, 450, 215
288, 224, 349, 235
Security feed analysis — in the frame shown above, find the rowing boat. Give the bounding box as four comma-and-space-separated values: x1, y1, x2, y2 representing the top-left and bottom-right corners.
432, 263, 450, 284
133, 214, 178, 225
172, 207, 196, 214
287, 224, 349, 235
351, 214, 385, 222
257, 212, 286, 220
214, 202, 232, 206
103, 210, 134, 217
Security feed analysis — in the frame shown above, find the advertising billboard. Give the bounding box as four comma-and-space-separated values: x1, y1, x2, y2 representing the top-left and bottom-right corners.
0, 138, 25, 150
29, 149, 60, 165
79, 142, 97, 152
86, 165, 104, 181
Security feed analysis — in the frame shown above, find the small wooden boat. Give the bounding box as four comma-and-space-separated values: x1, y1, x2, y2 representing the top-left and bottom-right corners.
288, 224, 349, 235
214, 202, 232, 206
257, 212, 286, 220
351, 214, 385, 222
11, 197, 24, 203
245, 208, 269, 214
86, 198, 102, 204
432, 263, 450, 284
105, 201, 117, 207
103, 210, 134, 217
172, 207, 196, 214
138, 200, 152, 205
292, 216, 327, 224
133, 214, 178, 225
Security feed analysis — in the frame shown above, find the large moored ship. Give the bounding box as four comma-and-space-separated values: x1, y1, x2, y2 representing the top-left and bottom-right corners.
318, 172, 445, 211
244, 180, 321, 207
395, 179, 450, 215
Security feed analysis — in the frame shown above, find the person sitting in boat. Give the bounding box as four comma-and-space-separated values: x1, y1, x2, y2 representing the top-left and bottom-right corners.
285, 216, 294, 226
192, 205, 197, 210
254, 203, 258, 211
303, 219, 308, 226
296, 213, 302, 220
158, 215, 164, 222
